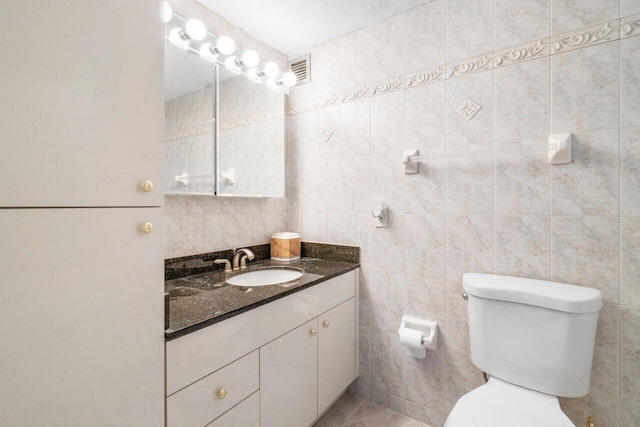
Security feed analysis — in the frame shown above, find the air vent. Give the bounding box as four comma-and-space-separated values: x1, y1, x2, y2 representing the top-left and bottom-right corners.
288, 54, 311, 85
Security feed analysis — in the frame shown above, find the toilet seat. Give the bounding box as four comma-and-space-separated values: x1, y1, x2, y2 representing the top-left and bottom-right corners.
445, 377, 575, 427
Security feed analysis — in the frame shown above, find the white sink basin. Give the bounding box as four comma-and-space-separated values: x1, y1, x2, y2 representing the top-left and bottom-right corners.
226, 267, 304, 287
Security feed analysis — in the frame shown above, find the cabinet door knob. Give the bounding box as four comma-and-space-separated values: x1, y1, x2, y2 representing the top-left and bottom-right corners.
310, 328, 317, 336
217, 388, 227, 399
139, 180, 154, 192
323, 321, 330, 328
140, 222, 154, 234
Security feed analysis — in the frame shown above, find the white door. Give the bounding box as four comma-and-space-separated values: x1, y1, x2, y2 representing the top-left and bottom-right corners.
0, 0, 164, 207
318, 298, 357, 413
260, 318, 318, 427
0, 208, 164, 426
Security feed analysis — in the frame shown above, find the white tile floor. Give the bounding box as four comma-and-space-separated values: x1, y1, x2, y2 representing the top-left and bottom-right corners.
314, 392, 432, 427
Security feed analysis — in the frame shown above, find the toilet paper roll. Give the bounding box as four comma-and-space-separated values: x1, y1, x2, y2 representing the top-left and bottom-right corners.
399, 327, 424, 350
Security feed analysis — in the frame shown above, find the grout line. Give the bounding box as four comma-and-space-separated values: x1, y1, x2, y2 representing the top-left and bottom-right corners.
339, 396, 366, 427
618, 29, 622, 424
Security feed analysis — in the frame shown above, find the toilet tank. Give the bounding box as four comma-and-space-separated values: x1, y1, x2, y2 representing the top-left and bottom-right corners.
463, 273, 602, 398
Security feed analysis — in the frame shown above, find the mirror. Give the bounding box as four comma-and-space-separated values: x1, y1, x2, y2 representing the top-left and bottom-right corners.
216, 69, 285, 197
163, 40, 286, 198
164, 40, 217, 195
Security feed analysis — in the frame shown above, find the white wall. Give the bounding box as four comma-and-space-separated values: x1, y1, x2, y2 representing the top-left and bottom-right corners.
286, 1, 640, 425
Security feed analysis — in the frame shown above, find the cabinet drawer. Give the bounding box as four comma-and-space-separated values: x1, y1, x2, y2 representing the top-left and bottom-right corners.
207, 391, 259, 427
167, 351, 259, 427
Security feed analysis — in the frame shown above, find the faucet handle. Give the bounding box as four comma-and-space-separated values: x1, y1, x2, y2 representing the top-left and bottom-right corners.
214, 259, 232, 272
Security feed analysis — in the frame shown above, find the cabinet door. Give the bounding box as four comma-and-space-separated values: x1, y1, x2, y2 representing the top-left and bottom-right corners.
260, 319, 318, 427
318, 298, 357, 413
0, 0, 163, 207
0, 208, 164, 426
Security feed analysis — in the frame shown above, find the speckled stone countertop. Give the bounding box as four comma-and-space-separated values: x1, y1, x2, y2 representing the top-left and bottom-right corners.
165, 257, 359, 341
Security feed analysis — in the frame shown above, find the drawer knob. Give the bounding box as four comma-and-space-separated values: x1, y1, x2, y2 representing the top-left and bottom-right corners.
323, 321, 330, 328
218, 388, 227, 400
139, 180, 154, 192
140, 222, 154, 234
310, 328, 317, 336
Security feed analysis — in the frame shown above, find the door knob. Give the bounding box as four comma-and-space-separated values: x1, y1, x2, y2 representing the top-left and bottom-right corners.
310, 328, 317, 336
323, 321, 330, 328
139, 180, 154, 192
217, 388, 227, 399
140, 222, 154, 234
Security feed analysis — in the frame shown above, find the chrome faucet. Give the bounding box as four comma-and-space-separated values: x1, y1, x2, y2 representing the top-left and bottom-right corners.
232, 248, 255, 270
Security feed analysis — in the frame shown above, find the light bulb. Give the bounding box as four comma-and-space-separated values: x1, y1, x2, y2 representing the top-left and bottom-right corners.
215, 35, 235, 55
282, 72, 297, 87
185, 19, 206, 41
263, 62, 279, 78
163, 2, 173, 23
241, 50, 260, 67
267, 78, 279, 91
199, 43, 217, 61
247, 68, 261, 82
224, 56, 240, 72
169, 28, 188, 49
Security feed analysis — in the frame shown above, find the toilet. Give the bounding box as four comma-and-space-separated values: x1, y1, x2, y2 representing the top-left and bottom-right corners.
445, 273, 602, 427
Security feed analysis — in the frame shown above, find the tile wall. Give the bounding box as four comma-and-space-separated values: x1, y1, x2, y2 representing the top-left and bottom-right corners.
164, 0, 288, 258
286, 1, 640, 425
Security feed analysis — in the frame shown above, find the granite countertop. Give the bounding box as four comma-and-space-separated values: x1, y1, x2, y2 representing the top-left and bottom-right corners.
165, 257, 359, 341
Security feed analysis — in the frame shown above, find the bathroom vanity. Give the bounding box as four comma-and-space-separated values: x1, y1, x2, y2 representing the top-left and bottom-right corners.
164, 256, 359, 427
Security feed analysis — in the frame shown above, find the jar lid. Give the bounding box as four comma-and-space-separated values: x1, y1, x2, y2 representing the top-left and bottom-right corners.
271, 232, 301, 239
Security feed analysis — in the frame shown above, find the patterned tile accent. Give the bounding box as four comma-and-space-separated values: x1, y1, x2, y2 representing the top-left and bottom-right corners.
287, 18, 635, 117
319, 128, 335, 143
456, 99, 482, 121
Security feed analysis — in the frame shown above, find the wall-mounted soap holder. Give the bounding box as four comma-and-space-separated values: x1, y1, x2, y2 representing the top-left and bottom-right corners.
371, 199, 387, 228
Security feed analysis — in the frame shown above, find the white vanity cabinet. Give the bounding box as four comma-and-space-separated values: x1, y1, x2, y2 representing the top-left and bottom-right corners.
165, 269, 359, 427
260, 297, 357, 427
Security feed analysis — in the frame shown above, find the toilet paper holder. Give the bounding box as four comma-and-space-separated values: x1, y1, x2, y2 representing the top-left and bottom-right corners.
398, 315, 438, 358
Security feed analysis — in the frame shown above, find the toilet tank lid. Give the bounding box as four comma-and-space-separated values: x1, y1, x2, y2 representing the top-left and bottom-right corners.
463, 273, 602, 313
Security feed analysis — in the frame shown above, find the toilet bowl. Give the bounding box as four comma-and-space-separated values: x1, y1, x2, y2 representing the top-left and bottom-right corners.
445, 377, 574, 427
444, 273, 602, 427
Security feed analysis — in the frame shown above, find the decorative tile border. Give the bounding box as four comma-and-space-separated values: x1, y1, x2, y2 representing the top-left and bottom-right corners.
621, 13, 640, 38
369, 76, 405, 95
165, 124, 213, 142
405, 65, 446, 88
446, 53, 493, 78
288, 17, 639, 117
219, 109, 284, 131
551, 21, 618, 54
494, 39, 549, 68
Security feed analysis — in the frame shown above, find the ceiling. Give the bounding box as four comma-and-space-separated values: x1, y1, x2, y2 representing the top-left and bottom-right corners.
195, 0, 432, 56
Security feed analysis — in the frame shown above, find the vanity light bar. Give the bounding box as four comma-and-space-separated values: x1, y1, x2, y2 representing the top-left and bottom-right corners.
163, 2, 296, 92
